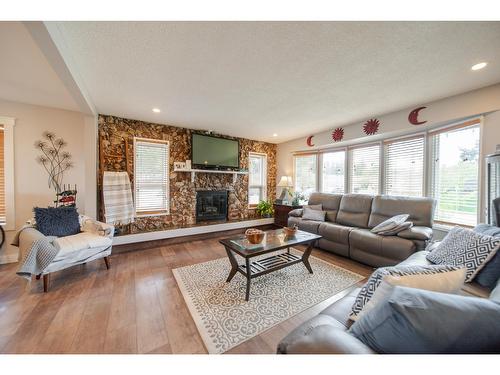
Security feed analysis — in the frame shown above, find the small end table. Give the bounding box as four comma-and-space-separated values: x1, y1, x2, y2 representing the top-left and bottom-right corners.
273, 203, 302, 227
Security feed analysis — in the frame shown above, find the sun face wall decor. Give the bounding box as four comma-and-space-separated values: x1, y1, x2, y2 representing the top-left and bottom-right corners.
306, 135, 315, 147
363, 118, 380, 135
332, 127, 344, 142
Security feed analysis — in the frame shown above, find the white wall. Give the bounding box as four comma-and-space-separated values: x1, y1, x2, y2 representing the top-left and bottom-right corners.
0, 98, 91, 263
277, 83, 500, 224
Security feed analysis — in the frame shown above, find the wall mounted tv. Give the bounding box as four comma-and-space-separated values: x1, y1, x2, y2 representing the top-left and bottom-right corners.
191, 133, 240, 170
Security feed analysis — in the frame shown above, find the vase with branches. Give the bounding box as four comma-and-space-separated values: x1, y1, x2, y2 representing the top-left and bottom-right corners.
35, 131, 74, 201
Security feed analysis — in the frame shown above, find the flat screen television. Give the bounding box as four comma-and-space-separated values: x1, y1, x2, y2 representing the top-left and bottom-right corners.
191, 133, 239, 170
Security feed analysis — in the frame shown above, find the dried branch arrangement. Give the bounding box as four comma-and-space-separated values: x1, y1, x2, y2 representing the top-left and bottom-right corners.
35, 131, 74, 194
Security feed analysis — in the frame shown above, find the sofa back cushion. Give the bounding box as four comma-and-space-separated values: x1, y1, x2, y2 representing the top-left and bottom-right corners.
336, 194, 373, 228
307, 193, 343, 222
368, 195, 435, 229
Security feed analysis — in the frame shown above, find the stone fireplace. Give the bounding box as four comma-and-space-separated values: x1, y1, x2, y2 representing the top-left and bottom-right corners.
196, 190, 228, 222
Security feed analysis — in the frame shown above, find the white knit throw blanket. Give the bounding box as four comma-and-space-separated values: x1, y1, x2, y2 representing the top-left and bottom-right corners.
103, 171, 135, 225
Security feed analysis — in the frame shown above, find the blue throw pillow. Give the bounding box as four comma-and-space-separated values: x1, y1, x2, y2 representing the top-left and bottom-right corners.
349, 286, 500, 353
34, 207, 80, 237
474, 224, 500, 288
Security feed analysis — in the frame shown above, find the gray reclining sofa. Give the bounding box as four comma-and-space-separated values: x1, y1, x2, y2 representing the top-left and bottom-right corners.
288, 193, 436, 267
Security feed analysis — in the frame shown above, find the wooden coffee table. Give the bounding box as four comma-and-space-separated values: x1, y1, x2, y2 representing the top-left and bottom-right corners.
219, 229, 322, 301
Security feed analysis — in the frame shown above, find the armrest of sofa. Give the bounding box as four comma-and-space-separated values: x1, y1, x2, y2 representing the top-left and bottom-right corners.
289, 208, 303, 217
397, 226, 433, 241
80, 216, 115, 239
279, 325, 374, 354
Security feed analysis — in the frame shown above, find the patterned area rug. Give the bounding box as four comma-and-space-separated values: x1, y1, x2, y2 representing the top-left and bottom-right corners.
173, 249, 364, 353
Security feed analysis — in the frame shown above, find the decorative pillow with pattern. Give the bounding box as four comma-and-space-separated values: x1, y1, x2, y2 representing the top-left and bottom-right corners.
371, 214, 409, 234
426, 226, 500, 282
349, 264, 464, 321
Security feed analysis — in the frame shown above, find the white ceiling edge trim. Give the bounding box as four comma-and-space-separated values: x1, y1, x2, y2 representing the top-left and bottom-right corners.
23, 21, 96, 115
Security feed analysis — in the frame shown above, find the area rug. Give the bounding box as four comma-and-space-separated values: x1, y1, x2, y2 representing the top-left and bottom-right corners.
172, 249, 364, 353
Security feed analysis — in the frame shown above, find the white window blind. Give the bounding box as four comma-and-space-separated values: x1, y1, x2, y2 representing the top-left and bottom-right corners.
349, 144, 380, 194
134, 138, 169, 214
384, 136, 424, 197
294, 154, 317, 196
248, 153, 267, 205
0, 128, 5, 224
321, 151, 345, 194
430, 122, 480, 226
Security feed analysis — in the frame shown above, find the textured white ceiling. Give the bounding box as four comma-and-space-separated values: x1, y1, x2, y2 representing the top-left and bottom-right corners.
43, 22, 500, 142
0, 22, 79, 111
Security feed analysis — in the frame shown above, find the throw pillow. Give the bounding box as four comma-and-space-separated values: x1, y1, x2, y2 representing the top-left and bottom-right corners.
349, 264, 464, 321
349, 286, 500, 353
288, 209, 303, 217
426, 226, 500, 282
301, 207, 326, 222
473, 224, 500, 288
355, 267, 466, 321
377, 221, 413, 236
371, 214, 409, 234
34, 207, 81, 237
305, 204, 322, 211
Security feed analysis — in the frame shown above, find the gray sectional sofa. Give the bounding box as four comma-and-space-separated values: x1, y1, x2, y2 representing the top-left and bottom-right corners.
277, 244, 500, 354
288, 193, 436, 267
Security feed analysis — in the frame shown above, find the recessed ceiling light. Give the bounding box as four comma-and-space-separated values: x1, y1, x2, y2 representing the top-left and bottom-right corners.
152, 108, 161, 113
273, 133, 278, 137
471, 62, 487, 71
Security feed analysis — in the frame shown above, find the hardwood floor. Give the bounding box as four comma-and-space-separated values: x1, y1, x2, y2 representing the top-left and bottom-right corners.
0, 235, 373, 354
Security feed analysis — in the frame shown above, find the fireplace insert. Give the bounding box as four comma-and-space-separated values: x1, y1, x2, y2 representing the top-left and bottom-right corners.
196, 190, 228, 222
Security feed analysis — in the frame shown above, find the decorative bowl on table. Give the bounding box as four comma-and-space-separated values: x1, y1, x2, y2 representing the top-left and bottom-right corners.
283, 226, 298, 236
245, 228, 265, 244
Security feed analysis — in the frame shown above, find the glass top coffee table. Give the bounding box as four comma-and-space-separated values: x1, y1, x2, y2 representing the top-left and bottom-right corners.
219, 229, 322, 301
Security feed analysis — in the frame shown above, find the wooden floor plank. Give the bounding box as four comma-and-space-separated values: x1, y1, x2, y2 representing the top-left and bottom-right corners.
0, 233, 373, 354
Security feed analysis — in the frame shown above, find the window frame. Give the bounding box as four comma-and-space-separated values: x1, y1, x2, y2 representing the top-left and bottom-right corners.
383, 133, 426, 197
293, 153, 318, 195
0, 116, 15, 231
348, 142, 381, 195
248, 151, 268, 208
291, 116, 483, 229
428, 120, 481, 227
133, 137, 170, 217
319, 148, 347, 194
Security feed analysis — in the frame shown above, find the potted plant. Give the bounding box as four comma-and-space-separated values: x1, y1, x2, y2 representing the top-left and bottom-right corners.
291, 192, 305, 206
256, 200, 274, 218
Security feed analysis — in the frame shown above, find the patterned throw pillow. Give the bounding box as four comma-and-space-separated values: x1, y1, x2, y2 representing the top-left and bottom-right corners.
350, 264, 464, 321
426, 227, 500, 282
371, 214, 409, 234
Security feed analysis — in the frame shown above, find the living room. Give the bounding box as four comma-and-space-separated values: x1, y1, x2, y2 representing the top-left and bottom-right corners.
1, 1, 500, 373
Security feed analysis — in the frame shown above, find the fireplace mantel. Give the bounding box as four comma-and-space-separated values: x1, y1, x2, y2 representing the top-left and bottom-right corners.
174, 167, 248, 183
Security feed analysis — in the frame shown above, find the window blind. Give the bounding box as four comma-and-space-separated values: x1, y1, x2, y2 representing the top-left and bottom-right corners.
134, 139, 169, 214
384, 136, 424, 197
349, 144, 380, 194
321, 151, 345, 194
0, 128, 5, 223
294, 154, 317, 195
430, 123, 480, 226
249, 153, 267, 205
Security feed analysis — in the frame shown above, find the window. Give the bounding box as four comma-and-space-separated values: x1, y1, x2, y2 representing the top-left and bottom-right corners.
430, 122, 480, 226
248, 152, 267, 206
349, 144, 380, 194
294, 154, 317, 196
321, 151, 345, 193
0, 117, 15, 230
384, 136, 424, 197
0, 127, 5, 224
134, 138, 169, 215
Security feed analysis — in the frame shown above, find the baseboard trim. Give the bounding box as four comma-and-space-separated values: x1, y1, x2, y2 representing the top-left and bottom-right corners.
112, 217, 275, 246
0, 254, 18, 265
